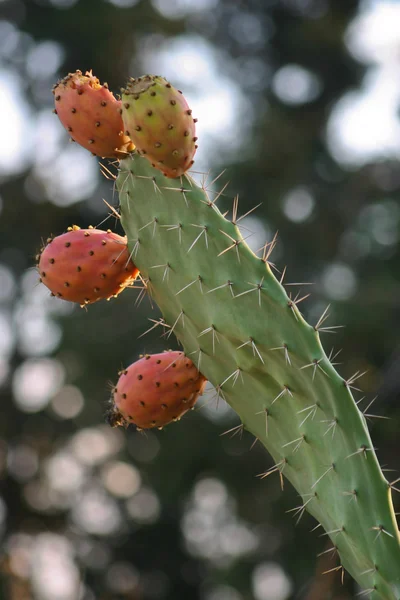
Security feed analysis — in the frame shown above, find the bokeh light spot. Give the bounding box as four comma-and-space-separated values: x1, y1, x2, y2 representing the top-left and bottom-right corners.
26, 40, 64, 79
51, 385, 84, 419
101, 461, 141, 498
252, 562, 292, 600
126, 487, 161, 524
12, 358, 65, 412
282, 187, 315, 223
272, 65, 321, 105
321, 263, 357, 301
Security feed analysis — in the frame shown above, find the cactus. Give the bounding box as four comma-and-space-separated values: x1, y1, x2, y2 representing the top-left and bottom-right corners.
114, 152, 400, 598
109, 351, 207, 429
53, 70, 134, 158
121, 75, 197, 177
43, 72, 400, 597
37, 225, 139, 305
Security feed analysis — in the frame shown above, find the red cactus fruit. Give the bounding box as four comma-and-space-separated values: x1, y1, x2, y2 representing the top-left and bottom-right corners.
53, 70, 135, 158
121, 75, 197, 178
37, 225, 139, 305
110, 351, 207, 429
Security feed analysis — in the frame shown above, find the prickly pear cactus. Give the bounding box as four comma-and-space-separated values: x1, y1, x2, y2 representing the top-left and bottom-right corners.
46, 70, 400, 598
116, 153, 400, 599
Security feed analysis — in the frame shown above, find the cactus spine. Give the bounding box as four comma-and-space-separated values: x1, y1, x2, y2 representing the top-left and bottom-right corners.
116, 153, 400, 598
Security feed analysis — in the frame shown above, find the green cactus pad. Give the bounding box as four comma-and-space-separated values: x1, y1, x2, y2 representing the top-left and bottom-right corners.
117, 153, 400, 599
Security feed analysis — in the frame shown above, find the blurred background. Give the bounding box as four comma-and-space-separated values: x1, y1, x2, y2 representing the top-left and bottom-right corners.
0, 0, 400, 598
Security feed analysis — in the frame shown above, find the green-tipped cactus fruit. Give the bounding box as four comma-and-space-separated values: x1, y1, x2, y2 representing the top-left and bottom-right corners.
109, 351, 207, 430
121, 75, 197, 178
115, 152, 400, 598
38, 225, 139, 305
53, 70, 135, 158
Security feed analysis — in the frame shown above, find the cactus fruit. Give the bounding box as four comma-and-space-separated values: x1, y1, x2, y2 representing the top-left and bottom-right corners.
121, 75, 197, 178
110, 351, 207, 429
53, 70, 135, 158
38, 226, 139, 305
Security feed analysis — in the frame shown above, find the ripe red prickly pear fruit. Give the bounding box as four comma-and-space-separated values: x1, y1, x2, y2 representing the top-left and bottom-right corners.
53, 70, 135, 158
110, 351, 207, 429
121, 75, 197, 178
37, 225, 139, 305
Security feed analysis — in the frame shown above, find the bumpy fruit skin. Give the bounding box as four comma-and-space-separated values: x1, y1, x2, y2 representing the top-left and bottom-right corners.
121, 75, 197, 178
38, 226, 139, 305
111, 351, 207, 429
53, 70, 135, 158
